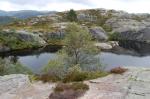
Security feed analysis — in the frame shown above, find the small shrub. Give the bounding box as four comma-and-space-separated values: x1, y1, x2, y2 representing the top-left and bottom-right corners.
108, 32, 120, 41
102, 24, 112, 32
63, 65, 109, 83
63, 65, 87, 83
71, 82, 89, 91
43, 57, 66, 81
36, 74, 61, 83
49, 82, 89, 99
86, 71, 109, 80
110, 67, 128, 74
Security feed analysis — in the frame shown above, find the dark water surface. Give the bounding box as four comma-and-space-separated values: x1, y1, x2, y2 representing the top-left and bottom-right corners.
1, 41, 150, 74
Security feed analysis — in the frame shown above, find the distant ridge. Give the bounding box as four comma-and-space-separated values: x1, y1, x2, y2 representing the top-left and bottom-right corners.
0, 10, 56, 19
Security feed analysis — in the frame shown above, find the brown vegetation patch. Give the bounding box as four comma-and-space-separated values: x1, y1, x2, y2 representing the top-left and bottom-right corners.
110, 67, 128, 74
49, 82, 89, 99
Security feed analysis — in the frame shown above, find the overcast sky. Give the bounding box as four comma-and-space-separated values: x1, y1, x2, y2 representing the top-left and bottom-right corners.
0, 0, 150, 13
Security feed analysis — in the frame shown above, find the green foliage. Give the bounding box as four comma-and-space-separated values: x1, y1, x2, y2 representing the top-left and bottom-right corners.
43, 56, 66, 81
63, 23, 100, 69
48, 39, 63, 46
0, 58, 32, 76
108, 32, 120, 41
63, 65, 109, 83
63, 65, 87, 83
43, 23, 106, 83
0, 31, 40, 50
85, 71, 109, 80
67, 9, 78, 22
102, 24, 113, 32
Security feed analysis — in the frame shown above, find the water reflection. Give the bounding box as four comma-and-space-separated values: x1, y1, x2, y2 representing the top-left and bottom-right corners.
0, 42, 150, 74
118, 40, 150, 56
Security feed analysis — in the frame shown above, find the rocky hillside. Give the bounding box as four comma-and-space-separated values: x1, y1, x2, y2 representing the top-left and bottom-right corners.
2, 8, 150, 43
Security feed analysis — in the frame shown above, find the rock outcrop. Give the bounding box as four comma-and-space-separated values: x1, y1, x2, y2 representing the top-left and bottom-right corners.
89, 27, 108, 41
80, 67, 150, 99
95, 41, 119, 50
0, 74, 30, 94
0, 74, 55, 99
0, 30, 47, 52
14, 30, 46, 45
105, 17, 147, 33
119, 28, 150, 42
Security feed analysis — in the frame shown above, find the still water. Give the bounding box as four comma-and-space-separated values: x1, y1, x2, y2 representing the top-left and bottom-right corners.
1, 41, 150, 74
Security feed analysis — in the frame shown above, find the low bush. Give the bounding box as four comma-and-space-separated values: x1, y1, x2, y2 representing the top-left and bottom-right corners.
64, 65, 109, 82
35, 74, 61, 83
0, 58, 32, 76
42, 64, 109, 83
49, 82, 89, 99
108, 32, 120, 41
110, 67, 128, 74
63, 65, 87, 83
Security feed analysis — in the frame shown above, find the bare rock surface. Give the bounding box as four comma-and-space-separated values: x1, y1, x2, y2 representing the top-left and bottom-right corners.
95, 41, 118, 50
1, 67, 150, 99
80, 67, 150, 99
0, 74, 55, 99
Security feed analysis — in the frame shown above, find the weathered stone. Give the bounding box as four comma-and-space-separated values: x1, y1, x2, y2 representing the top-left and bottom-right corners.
0, 74, 30, 94
95, 43, 112, 50
80, 67, 150, 99
16, 30, 46, 45
0, 75, 55, 99
95, 41, 118, 50
119, 28, 150, 42
89, 27, 108, 41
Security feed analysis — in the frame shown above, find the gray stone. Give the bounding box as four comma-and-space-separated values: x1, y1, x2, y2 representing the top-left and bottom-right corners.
0, 74, 30, 94
16, 30, 46, 45
89, 27, 108, 41
80, 67, 150, 99
119, 28, 150, 42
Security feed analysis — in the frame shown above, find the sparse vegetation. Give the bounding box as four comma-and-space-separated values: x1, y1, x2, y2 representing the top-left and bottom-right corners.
108, 32, 120, 41
49, 82, 89, 99
0, 57, 32, 76
0, 30, 42, 50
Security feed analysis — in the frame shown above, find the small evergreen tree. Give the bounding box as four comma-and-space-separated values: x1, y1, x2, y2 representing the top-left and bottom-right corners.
67, 9, 78, 22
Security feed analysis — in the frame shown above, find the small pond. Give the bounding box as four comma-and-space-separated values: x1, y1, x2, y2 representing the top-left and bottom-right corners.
1, 41, 150, 74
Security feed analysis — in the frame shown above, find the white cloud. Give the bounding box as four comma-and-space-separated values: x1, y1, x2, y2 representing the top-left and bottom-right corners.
91, 0, 150, 13
0, 0, 150, 13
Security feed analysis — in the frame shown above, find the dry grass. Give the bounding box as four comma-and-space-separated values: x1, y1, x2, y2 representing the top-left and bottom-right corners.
110, 67, 128, 74
49, 82, 89, 99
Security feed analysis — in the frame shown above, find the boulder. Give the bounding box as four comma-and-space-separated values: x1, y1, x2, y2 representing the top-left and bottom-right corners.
95, 43, 113, 50
89, 27, 108, 41
16, 30, 46, 45
95, 41, 118, 50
